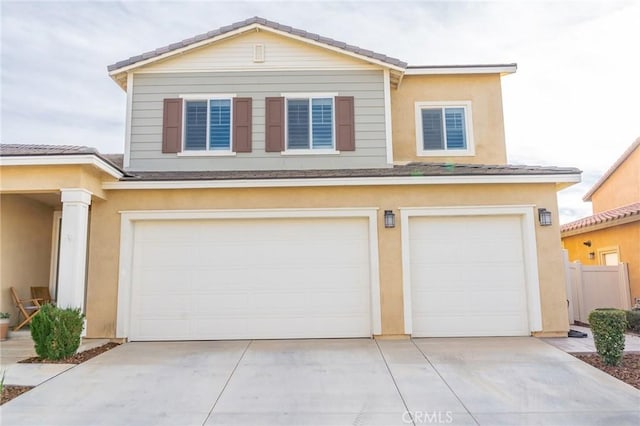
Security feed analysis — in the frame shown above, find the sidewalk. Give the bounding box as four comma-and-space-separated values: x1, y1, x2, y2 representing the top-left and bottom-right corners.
541, 325, 640, 353
1, 329, 109, 386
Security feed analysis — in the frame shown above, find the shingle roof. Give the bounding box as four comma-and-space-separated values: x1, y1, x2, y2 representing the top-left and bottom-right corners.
0, 144, 125, 172
0, 144, 99, 155
121, 163, 580, 181
583, 137, 640, 201
561, 202, 640, 233
107, 16, 408, 73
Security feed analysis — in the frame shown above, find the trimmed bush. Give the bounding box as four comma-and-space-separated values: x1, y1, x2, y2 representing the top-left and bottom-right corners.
30, 304, 84, 360
588, 308, 627, 366
627, 309, 640, 333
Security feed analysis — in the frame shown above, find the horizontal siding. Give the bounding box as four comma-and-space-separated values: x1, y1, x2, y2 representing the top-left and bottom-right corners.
129, 70, 387, 171
141, 30, 375, 73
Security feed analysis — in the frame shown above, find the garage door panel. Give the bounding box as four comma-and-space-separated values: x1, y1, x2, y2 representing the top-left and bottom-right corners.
129, 217, 371, 341
413, 313, 529, 337
409, 215, 530, 337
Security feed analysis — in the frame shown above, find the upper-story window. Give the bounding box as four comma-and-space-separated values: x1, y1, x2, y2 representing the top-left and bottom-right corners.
281, 93, 338, 153
415, 101, 474, 156
183, 96, 233, 152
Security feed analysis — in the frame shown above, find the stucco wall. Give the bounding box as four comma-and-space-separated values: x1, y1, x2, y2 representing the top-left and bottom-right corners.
0, 194, 53, 325
562, 221, 640, 304
590, 147, 640, 212
391, 74, 507, 165
85, 183, 567, 338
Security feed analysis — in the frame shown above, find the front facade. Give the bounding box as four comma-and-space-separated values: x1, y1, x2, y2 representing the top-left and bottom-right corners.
562, 138, 640, 305
1, 17, 580, 340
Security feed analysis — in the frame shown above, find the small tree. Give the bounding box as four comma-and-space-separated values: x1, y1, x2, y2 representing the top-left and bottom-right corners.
588, 308, 627, 366
31, 304, 84, 360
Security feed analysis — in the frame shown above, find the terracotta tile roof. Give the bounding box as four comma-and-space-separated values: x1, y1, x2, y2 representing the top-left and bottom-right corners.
583, 137, 640, 201
122, 163, 580, 181
561, 202, 640, 233
107, 16, 408, 73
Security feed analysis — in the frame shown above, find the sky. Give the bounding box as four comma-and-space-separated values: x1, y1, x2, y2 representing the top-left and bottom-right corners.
1, 0, 639, 223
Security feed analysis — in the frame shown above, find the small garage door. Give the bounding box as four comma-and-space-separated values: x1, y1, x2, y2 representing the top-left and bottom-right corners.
409, 215, 530, 337
129, 217, 371, 341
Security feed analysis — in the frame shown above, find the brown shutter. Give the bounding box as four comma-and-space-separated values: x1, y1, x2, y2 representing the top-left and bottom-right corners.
335, 96, 355, 151
162, 98, 182, 153
265, 97, 285, 152
232, 97, 252, 152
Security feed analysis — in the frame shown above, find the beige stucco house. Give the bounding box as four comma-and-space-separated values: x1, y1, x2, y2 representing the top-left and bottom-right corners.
0, 17, 581, 340
562, 137, 640, 305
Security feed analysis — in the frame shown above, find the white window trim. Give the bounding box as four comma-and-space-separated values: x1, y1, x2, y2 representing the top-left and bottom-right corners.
282, 92, 338, 154
415, 101, 475, 157
180, 94, 236, 154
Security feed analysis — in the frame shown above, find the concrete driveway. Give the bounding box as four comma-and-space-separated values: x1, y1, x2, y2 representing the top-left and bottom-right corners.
1, 337, 639, 425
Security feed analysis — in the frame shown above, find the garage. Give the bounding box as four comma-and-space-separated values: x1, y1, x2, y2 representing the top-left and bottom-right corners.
406, 213, 534, 337
127, 216, 373, 341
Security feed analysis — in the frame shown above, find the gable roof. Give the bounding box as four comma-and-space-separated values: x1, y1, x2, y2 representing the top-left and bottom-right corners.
583, 137, 640, 201
561, 201, 640, 235
107, 16, 408, 89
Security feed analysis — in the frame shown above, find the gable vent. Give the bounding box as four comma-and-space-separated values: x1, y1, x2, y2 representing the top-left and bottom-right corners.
253, 44, 265, 63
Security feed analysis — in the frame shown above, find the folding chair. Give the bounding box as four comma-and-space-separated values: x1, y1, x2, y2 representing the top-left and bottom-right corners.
31, 286, 56, 305
10, 287, 42, 330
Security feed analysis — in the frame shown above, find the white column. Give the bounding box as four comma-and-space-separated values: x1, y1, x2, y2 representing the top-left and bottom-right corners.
57, 188, 92, 311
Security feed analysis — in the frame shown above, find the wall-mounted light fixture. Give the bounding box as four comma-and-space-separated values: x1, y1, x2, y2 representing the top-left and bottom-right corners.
538, 208, 552, 226
583, 240, 592, 247
384, 210, 396, 228
588, 252, 595, 260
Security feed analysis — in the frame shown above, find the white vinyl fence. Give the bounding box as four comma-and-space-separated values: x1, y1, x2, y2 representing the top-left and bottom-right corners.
563, 250, 631, 324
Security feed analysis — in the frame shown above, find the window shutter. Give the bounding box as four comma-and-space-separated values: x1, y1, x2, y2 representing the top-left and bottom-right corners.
265, 97, 284, 152
162, 98, 183, 153
232, 97, 252, 152
335, 96, 355, 151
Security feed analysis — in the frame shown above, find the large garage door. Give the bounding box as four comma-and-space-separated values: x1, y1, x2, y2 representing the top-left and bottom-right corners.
409, 215, 530, 337
129, 217, 371, 341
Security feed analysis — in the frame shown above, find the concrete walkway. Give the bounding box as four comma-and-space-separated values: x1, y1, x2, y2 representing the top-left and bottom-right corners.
1, 337, 638, 425
541, 325, 640, 353
0, 329, 109, 387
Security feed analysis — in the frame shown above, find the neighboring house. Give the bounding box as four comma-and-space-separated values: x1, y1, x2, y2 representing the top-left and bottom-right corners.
562, 137, 640, 305
0, 17, 581, 341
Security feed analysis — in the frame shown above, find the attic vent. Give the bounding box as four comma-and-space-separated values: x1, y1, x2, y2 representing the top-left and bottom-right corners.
253, 44, 265, 63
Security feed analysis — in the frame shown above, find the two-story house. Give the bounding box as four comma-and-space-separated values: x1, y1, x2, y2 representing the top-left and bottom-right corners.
561, 137, 640, 306
0, 17, 581, 340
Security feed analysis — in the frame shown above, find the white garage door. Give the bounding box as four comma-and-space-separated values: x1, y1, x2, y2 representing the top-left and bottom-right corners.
409, 215, 530, 337
129, 217, 371, 341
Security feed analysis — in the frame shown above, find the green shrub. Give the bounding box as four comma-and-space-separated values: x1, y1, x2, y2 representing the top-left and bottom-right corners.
588, 308, 627, 366
30, 304, 84, 360
626, 309, 640, 333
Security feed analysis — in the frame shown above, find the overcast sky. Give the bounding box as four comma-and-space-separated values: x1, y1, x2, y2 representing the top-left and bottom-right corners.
2, 1, 639, 223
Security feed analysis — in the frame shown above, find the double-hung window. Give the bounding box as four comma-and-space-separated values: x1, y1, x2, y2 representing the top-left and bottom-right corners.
286, 96, 335, 151
415, 101, 474, 156
184, 97, 232, 152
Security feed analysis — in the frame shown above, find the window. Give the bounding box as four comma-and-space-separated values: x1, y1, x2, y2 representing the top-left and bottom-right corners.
184, 98, 232, 151
286, 97, 334, 150
415, 101, 474, 156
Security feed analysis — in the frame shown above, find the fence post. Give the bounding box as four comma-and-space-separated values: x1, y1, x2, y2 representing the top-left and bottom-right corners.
562, 250, 574, 325
618, 263, 631, 309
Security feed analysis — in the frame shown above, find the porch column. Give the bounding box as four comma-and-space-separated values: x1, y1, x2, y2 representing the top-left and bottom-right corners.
57, 188, 92, 311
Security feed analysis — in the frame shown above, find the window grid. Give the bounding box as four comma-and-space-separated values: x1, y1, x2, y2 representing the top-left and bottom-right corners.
286, 97, 334, 150
184, 98, 232, 151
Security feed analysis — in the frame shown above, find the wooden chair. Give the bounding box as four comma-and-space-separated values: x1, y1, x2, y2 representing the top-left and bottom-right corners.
31, 286, 56, 305
10, 287, 42, 331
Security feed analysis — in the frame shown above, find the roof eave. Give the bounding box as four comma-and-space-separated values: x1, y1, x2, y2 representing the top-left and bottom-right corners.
582, 137, 640, 201
561, 213, 640, 237
404, 64, 517, 76
107, 22, 407, 89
